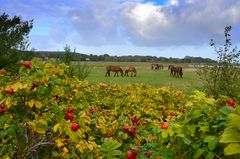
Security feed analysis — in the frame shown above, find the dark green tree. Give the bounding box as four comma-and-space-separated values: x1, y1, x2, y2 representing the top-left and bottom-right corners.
0, 12, 33, 68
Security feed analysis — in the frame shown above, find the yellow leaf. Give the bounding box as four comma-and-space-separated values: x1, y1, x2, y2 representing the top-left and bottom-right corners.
27, 121, 36, 132
2, 155, 11, 159
5, 98, 13, 109
53, 123, 60, 133
35, 101, 43, 109
13, 82, 27, 90
28, 99, 35, 108
87, 143, 94, 150
3, 124, 10, 129
36, 128, 46, 134
61, 147, 69, 157
55, 138, 66, 148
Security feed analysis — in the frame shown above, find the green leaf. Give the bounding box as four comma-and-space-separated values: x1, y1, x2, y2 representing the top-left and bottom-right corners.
219, 106, 233, 115
187, 125, 197, 134
191, 110, 203, 119
183, 137, 191, 145
111, 150, 123, 156
228, 114, 240, 130
199, 126, 210, 132
193, 149, 205, 159
220, 129, 240, 143
205, 152, 215, 159
203, 136, 219, 150
37, 85, 47, 95
0, 114, 9, 128
224, 143, 240, 155
100, 138, 121, 152
162, 130, 168, 138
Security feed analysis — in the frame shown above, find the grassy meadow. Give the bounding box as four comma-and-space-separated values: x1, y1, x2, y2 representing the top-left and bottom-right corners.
79, 62, 202, 93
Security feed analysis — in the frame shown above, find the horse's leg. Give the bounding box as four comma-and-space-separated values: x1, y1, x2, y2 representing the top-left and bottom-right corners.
106, 70, 109, 77
125, 70, 128, 76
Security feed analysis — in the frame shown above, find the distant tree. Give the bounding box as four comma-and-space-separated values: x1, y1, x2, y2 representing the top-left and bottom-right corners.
197, 26, 240, 98
0, 12, 33, 68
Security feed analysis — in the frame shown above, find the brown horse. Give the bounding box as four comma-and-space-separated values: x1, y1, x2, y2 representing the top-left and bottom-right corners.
125, 65, 137, 77
105, 65, 124, 77
151, 64, 164, 70
168, 65, 183, 78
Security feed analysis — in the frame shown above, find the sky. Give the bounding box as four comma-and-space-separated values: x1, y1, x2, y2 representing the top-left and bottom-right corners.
1, 0, 240, 59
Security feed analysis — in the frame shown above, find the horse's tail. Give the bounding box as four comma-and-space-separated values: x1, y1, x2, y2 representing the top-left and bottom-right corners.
120, 68, 124, 77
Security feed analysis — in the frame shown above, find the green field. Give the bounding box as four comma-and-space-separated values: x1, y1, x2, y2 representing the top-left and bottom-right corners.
82, 62, 202, 93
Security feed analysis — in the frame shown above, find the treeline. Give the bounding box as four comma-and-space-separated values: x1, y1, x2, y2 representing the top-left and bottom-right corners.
34, 51, 216, 63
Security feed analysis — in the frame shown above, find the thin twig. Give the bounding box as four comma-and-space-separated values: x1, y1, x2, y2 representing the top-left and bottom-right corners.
24, 141, 54, 157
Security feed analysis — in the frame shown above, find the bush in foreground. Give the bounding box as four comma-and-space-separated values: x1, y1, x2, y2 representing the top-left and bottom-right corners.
0, 58, 239, 159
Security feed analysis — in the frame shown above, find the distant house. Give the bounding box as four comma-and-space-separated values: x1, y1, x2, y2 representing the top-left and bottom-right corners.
85, 58, 90, 61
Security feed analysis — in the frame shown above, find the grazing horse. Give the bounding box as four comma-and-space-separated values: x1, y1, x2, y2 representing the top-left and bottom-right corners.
168, 65, 183, 78
125, 65, 137, 77
151, 64, 164, 70
105, 65, 124, 77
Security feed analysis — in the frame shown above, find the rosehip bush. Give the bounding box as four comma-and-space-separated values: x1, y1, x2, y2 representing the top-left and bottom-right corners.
0, 58, 239, 159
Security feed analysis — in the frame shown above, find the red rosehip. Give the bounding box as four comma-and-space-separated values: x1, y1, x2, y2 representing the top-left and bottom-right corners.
24, 60, 31, 68
89, 107, 95, 113
67, 107, 74, 113
85, 113, 91, 117
0, 69, 7, 75
227, 99, 235, 108
130, 125, 137, 137
65, 112, 74, 121
0, 105, 5, 115
71, 123, 79, 131
6, 88, 14, 95
127, 151, 138, 159
105, 133, 111, 138
123, 126, 129, 132
161, 122, 169, 129
145, 150, 153, 158
13, 76, 18, 80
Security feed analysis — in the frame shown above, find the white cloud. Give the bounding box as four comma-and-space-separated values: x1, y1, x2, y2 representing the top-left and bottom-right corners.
1, 0, 240, 58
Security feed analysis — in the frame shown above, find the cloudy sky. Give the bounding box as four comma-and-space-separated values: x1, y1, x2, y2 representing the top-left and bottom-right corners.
1, 0, 240, 59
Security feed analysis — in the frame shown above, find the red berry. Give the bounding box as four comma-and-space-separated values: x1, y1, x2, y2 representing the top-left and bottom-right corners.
0, 105, 5, 115
145, 150, 153, 158
71, 123, 79, 131
136, 120, 140, 125
170, 112, 175, 116
0, 69, 7, 75
89, 107, 94, 113
161, 122, 169, 129
24, 60, 31, 68
130, 125, 137, 137
127, 151, 138, 159
85, 113, 91, 117
123, 126, 129, 132
65, 112, 74, 121
105, 133, 111, 138
227, 99, 235, 108
13, 76, 18, 80
162, 111, 166, 117
67, 107, 74, 113
6, 88, 14, 95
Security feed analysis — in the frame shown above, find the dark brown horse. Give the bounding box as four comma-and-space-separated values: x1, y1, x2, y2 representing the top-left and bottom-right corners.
125, 65, 137, 77
151, 64, 164, 70
168, 65, 183, 78
105, 65, 124, 77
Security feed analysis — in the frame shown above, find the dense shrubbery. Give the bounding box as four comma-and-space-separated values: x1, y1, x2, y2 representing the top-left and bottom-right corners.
0, 58, 239, 159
